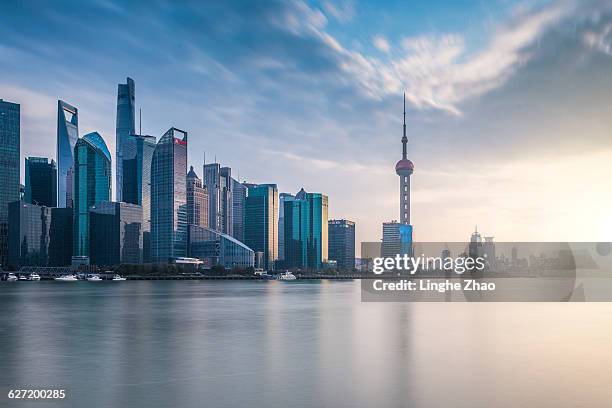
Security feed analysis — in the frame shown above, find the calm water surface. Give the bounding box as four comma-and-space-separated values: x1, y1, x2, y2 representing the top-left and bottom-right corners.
1, 280, 611, 408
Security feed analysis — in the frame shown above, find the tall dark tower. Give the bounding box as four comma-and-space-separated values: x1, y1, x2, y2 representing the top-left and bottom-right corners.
395, 94, 414, 225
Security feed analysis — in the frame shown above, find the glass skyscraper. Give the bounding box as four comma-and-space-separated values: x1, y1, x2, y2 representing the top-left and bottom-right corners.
25, 157, 57, 207
244, 183, 278, 270
0, 99, 20, 267
328, 219, 355, 270
203, 163, 233, 235
121, 134, 155, 261
232, 178, 246, 242
116, 77, 136, 202
150, 128, 188, 263
187, 166, 209, 228
57, 100, 79, 208
283, 188, 328, 270
73, 132, 112, 258
90, 201, 143, 266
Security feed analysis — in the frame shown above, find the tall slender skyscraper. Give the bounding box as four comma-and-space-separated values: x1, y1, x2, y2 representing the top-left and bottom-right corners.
57, 100, 78, 208
150, 127, 188, 262
203, 163, 233, 235
244, 183, 278, 270
73, 132, 112, 258
0, 99, 20, 266
25, 157, 57, 207
232, 178, 246, 242
116, 77, 136, 202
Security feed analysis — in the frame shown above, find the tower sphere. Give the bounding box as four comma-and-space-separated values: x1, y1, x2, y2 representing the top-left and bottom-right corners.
395, 158, 414, 176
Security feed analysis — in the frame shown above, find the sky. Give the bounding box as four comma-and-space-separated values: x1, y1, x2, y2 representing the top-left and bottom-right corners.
1, 0, 612, 251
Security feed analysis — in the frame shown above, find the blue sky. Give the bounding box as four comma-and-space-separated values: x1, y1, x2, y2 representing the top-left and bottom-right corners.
2, 0, 612, 248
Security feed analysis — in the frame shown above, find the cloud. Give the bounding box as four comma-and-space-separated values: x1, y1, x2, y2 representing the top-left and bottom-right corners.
322, 0, 355, 23
372, 35, 390, 53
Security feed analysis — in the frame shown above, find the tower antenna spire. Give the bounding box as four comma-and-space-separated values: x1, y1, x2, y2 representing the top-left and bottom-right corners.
402, 93, 407, 160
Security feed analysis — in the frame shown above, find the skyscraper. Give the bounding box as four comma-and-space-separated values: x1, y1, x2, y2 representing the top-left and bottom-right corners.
150, 127, 188, 263
121, 134, 156, 261
283, 188, 328, 270
187, 166, 209, 228
73, 132, 112, 258
116, 77, 136, 202
244, 183, 279, 270
277, 192, 294, 263
0, 99, 20, 267
57, 100, 78, 208
89, 201, 143, 266
396, 94, 414, 226
203, 163, 233, 235
25, 157, 57, 207
232, 178, 246, 242
328, 219, 355, 270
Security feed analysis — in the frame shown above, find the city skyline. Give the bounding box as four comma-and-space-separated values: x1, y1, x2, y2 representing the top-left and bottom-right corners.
2, 0, 612, 248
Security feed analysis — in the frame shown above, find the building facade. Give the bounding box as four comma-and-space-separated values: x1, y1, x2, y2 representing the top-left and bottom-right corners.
0, 99, 20, 267
115, 77, 136, 202
328, 219, 355, 270
57, 100, 78, 208
25, 157, 57, 207
283, 188, 328, 270
188, 225, 254, 269
231, 178, 246, 242
244, 183, 278, 270
150, 127, 188, 263
121, 134, 155, 261
381, 221, 412, 259
8, 201, 72, 267
202, 163, 233, 235
73, 132, 112, 258
277, 193, 294, 263
89, 201, 143, 266
187, 166, 209, 228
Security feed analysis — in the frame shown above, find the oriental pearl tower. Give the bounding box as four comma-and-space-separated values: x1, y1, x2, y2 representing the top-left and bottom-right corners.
395, 93, 414, 225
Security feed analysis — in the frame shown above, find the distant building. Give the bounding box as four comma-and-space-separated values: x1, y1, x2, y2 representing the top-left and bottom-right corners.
244, 183, 278, 270
150, 128, 188, 262
8, 201, 72, 267
283, 188, 328, 270
188, 225, 254, 269
187, 166, 209, 228
73, 132, 112, 258
121, 134, 156, 261
90, 201, 143, 266
0, 99, 20, 267
57, 100, 78, 208
202, 163, 233, 235
232, 178, 246, 242
381, 221, 412, 258
115, 77, 136, 202
25, 157, 57, 207
328, 219, 355, 270
277, 193, 294, 263
469, 226, 484, 259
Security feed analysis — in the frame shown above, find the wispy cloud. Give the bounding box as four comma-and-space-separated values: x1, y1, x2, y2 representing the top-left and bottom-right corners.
372, 35, 390, 53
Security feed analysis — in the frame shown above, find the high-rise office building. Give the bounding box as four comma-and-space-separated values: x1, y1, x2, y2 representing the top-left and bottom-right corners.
278, 193, 294, 262
116, 77, 136, 202
203, 163, 233, 235
150, 127, 188, 263
89, 201, 143, 266
57, 100, 78, 208
283, 188, 328, 270
121, 134, 155, 261
232, 178, 246, 242
187, 166, 209, 228
73, 132, 112, 258
381, 221, 412, 258
0, 99, 20, 267
8, 201, 72, 267
25, 157, 57, 207
328, 219, 355, 270
244, 183, 278, 270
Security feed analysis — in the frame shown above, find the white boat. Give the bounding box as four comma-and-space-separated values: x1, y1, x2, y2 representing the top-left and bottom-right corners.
87, 274, 103, 282
112, 274, 126, 281
6, 273, 18, 282
18, 275, 27, 281
277, 271, 297, 281
55, 274, 78, 282
29, 273, 41, 281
